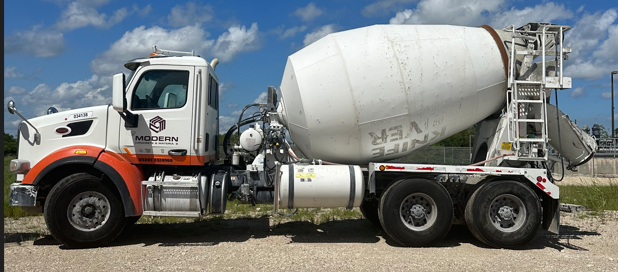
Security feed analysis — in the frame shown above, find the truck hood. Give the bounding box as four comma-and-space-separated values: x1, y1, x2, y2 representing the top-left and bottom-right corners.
17, 105, 111, 168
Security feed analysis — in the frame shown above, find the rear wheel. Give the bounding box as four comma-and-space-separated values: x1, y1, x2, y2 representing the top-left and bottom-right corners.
360, 199, 381, 228
465, 180, 541, 248
379, 179, 453, 246
44, 173, 127, 248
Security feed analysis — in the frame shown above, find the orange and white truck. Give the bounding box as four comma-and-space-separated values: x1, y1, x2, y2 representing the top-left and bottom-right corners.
8, 23, 596, 248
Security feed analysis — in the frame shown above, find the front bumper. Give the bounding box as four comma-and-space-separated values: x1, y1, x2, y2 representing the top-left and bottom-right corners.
9, 183, 38, 207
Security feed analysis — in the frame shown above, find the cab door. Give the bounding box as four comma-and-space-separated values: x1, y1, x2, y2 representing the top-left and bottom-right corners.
118, 65, 197, 166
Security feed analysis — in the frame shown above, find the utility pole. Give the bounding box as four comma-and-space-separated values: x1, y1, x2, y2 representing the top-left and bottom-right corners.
611, 71, 618, 140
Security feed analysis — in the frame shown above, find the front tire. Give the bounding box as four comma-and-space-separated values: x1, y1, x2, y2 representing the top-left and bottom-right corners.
379, 179, 453, 246
465, 180, 541, 248
44, 173, 127, 248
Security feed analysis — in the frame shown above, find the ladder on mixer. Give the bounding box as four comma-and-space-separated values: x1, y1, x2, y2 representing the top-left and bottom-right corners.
507, 81, 548, 161
504, 24, 570, 162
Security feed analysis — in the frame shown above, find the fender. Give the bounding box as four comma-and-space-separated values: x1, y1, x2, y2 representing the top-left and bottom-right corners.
23, 145, 103, 185
95, 151, 144, 216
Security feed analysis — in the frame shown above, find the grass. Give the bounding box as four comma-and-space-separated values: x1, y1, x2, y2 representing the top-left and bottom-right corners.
137, 200, 363, 225
559, 182, 618, 211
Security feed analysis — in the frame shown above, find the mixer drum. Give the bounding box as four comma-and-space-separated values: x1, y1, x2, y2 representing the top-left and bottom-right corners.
278, 24, 509, 164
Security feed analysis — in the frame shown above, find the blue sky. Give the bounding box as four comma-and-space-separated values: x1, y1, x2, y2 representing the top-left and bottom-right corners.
4, 0, 618, 135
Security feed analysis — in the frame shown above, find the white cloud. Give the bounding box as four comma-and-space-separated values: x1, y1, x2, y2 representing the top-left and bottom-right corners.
134, 4, 151, 17
566, 9, 617, 60
253, 92, 268, 103
5, 67, 23, 79
362, 0, 417, 17
8, 86, 27, 95
565, 9, 618, 81
168, 2, 214, 27
55, 1, 130, 30
4, 75, 111, 133
227, 103, 238, 108
219, 116, 237, 134
231, 110, 242, 116
21, 75, 111, 110
4, 26, 65, 57
45, 0, 110, 7
90, 23, 261, 75
277, 25, 307, 40
389, 0, 503, 26
489, 3, 573, 29
90, 24, 213, 75
219, 81, 235, 100
211, 23, 261, 62
303, 24, 337, 46
593, 24, 618, 61
601, 90, 617, 99
294, 3, 323, 22
569, 87, 585, 98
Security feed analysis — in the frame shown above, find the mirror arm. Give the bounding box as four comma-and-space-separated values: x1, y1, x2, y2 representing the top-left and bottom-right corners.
119, 111, 138, 128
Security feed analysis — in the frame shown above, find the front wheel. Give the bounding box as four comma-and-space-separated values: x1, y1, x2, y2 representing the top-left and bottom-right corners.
379, 179, 453, 246
465, 180, 541, 248
44, 173, 127, 248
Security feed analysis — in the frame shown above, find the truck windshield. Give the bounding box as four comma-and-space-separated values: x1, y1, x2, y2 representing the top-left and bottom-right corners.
125, 70, 136, 90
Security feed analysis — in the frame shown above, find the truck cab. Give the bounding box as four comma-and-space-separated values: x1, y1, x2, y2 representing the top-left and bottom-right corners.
110, 54, 219, 166
8, 49, 223, 247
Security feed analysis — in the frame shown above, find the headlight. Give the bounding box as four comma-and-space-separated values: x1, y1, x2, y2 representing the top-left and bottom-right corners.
9, 159, 30, 174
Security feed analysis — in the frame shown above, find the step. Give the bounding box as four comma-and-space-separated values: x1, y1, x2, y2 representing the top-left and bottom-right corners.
515, 119, 545, 123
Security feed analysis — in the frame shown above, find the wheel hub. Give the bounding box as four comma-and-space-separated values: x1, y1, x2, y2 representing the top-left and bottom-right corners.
410, 204, 426, 219
498, 206, 513, 220
68, 191, 111, 232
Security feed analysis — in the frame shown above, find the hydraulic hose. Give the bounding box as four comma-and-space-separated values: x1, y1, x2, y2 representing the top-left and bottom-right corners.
222, 115, 263, 157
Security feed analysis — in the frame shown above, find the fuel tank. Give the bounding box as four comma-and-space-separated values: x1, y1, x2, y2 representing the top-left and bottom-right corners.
278, 25, 509, 164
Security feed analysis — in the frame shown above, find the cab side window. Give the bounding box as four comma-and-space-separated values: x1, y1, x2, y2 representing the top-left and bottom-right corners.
207, 74, 219, 110
132, 70, 189, 110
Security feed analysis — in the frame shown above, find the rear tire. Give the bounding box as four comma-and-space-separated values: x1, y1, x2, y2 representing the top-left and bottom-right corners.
379, 179, 453, 246
44, 173, 127, 248
360, 199, 381, 228
465, 180, 541, 248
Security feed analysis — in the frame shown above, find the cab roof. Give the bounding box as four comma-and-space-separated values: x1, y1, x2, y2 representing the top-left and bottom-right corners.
124, 56, 210, 71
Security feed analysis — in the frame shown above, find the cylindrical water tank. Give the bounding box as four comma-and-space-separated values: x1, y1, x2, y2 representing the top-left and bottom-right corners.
278, 25, 509, 164
279, 164, 364, 208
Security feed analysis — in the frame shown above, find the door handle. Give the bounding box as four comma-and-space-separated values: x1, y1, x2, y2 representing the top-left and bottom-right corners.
168, 149, 187, 156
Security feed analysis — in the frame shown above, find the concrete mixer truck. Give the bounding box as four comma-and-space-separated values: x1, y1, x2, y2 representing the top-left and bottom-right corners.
8, 22, 597, 249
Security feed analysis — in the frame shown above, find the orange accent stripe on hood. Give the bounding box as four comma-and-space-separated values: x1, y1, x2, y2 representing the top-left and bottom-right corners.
22, 145, 103, 185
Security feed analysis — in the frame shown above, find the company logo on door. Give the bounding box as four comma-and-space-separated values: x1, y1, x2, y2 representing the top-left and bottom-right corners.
149, 116, 166, 133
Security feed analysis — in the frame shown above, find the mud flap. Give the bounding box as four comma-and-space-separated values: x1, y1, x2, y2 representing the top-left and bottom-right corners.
542, 196, 560, 234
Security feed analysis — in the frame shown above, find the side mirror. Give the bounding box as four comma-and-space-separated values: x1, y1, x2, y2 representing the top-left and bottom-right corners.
7, 100, 16, 114
112, 73, 126, 112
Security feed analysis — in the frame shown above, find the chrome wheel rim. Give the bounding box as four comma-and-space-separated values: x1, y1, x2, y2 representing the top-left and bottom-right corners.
400, 193, 437, 231
67, 191, 111, 232
488, 194, 526, 233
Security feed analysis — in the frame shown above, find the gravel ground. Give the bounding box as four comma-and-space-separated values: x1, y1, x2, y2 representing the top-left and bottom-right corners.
4, 211, 618, 272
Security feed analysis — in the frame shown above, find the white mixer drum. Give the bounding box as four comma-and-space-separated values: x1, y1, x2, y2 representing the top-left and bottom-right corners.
278, 24, 509, 164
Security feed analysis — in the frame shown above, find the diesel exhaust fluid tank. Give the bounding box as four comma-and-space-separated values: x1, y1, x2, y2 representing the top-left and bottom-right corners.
278, 25, 510, 164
